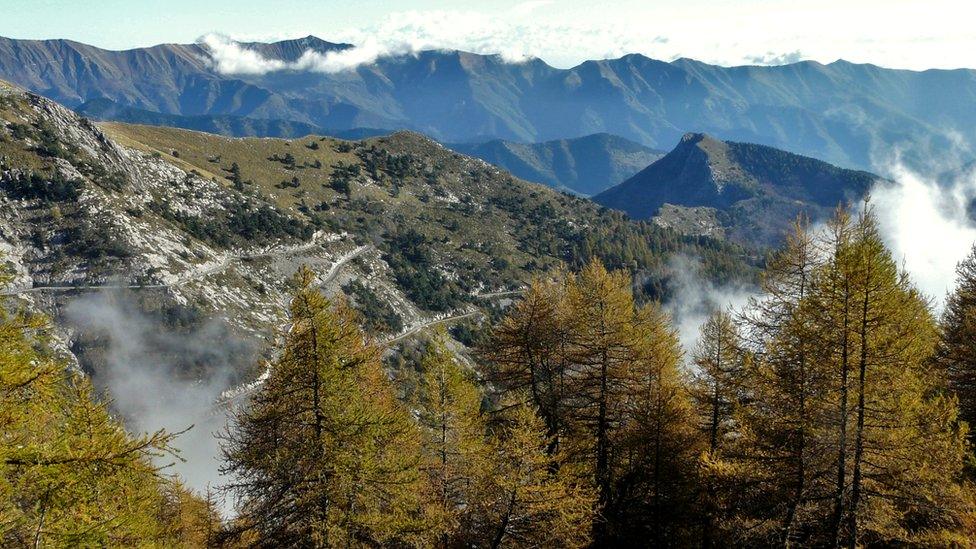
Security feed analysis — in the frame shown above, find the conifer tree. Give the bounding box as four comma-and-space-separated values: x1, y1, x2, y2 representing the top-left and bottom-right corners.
483, 259, 704, 544
0, 285, 203, 546
937, 244, 976, 448
690, 309, 748, 546
737, 218, 836, 546
561, 259, 637, 524
221, 266, 431, 547
691, 310, 747, 456
830, 209, 968, 546
481, 277, 571, 454
612, 303, 702, 546
477, 404, 595, 549
413, 332, 493, 547
722, 208, 974, 546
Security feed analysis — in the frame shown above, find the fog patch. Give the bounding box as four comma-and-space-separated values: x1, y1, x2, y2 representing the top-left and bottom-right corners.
64, 292, 257, 507
662, 255, 756, 356
867, 160, 976, 309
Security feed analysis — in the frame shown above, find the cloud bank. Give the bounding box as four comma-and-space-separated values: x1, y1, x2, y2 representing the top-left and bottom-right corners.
869, 163, 976, 308
199, 8, 671, 75
662, 255, 756, 356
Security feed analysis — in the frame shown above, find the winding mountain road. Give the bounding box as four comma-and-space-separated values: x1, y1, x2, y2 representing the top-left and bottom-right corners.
0, 232, 354, 296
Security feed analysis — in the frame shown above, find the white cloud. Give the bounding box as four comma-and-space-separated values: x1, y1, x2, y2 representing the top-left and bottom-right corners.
198, 9, 673, 75
194, 0, 976, 74
869, 163, 976, 308
663, 255, 756, 355
745, 50, 806, 66
200, 33, 287, 75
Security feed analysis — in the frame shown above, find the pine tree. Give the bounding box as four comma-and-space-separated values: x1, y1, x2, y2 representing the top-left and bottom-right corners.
221, 266, 431, 547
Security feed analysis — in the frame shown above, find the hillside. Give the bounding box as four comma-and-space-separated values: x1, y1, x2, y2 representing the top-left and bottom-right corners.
2, 36, 976, 171
0, 82, 753, 386
594, 133, 880, 247
77, 99, 659, 195
450, 133, 664, 195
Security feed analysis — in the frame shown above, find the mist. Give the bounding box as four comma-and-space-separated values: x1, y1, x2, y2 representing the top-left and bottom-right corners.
64, 292, 257, 506
662, 255, 756, 356
869, 162, 976, 309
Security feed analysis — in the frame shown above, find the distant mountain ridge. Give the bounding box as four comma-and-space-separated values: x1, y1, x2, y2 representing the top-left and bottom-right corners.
75, 99, 658, 193
3, 36, 976, 172
449, 134, 664, 195
76, 98, 390, 140
594, 133, 880, 247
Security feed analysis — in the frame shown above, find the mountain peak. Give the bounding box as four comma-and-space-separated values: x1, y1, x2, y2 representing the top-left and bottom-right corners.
594, 135, 879, 247
235, 35, 352, 62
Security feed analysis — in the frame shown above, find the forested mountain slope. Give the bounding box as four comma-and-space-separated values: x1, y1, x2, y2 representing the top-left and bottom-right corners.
594, 133, 880, 247
450, 133, 664, 195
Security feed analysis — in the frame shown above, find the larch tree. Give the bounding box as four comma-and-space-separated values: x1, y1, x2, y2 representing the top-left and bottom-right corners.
731, 217, 837, 546
610, 303, 702, 546
798, 208, 970, 546
937, 244, 976, 449
220, 266, 432, 547
691, 309, 748, 457
477, 403, 596, 549
482, 259, 705, 544
0, 279, 208, 546
561, 259, 637, 527
413, 332, 493, 547
690, 308, 748, 546
481, 276, 571, 455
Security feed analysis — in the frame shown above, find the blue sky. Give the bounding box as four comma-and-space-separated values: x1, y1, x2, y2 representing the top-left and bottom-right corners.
2, 0, 974, 69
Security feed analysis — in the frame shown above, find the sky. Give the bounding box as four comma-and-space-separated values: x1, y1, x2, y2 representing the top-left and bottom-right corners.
2, 0, 975, 70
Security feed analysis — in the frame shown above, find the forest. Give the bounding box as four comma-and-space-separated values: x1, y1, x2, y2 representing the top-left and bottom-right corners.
3, 206, 976, 547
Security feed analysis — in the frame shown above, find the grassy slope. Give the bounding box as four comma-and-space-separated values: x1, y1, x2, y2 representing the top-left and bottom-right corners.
102, 124, 757, 303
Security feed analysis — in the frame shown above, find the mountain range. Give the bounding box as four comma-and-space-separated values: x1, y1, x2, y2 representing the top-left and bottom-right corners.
449, 134, 663, 195
76, 97, 390, 140
2, 36, 975, 172
594, 133, 880, 247
75, 99, 661, 195
0, 81, 751, 382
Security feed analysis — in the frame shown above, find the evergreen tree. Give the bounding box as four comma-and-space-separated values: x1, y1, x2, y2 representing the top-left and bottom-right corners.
221, 267, 432, 547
